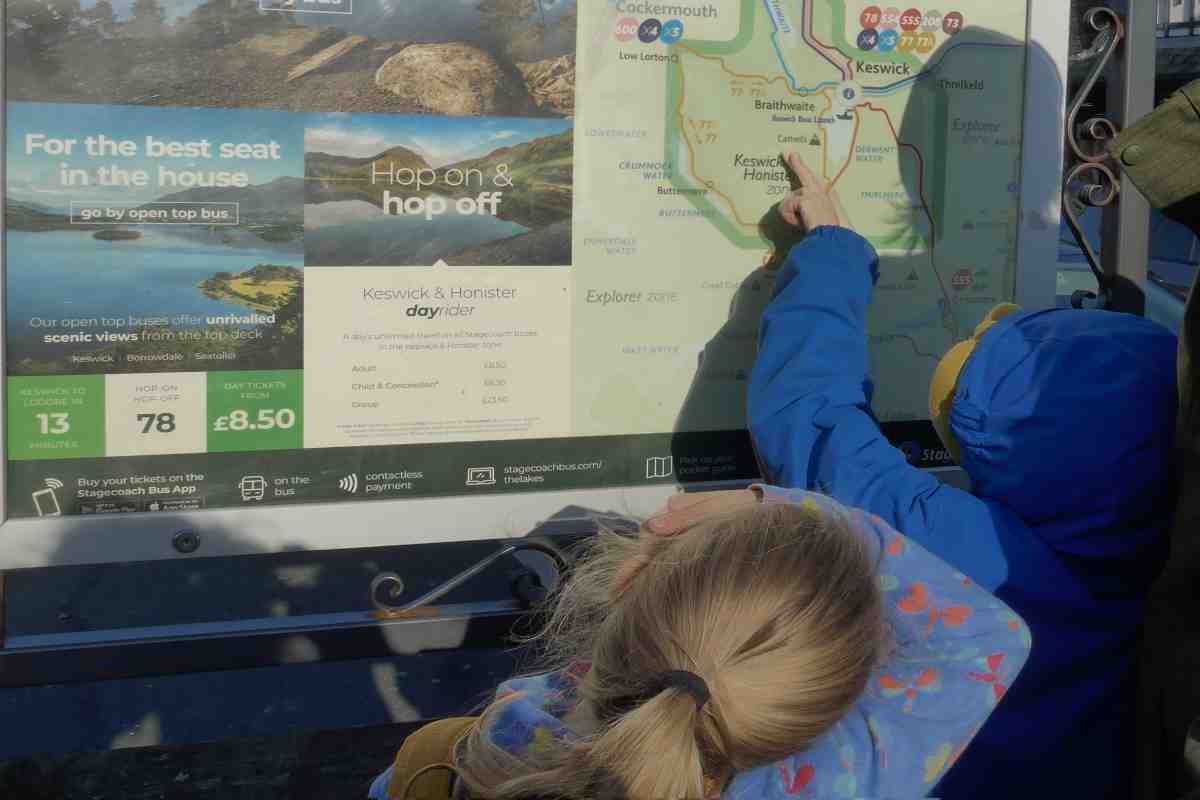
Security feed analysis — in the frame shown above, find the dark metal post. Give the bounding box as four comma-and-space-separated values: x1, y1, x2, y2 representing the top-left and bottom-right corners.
0, 572, 7, 649
1102, 0, 1158, 315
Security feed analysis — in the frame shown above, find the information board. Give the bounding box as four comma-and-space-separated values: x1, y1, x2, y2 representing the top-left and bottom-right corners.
1, 0, 1068, 562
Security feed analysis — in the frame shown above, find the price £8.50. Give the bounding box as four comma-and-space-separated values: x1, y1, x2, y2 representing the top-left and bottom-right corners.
212, 408, 297, 432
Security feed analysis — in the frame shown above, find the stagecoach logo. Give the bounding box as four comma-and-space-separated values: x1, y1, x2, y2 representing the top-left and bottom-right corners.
952, 269, 973, 291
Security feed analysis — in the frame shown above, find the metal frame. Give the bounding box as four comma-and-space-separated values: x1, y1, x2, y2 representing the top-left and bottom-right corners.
0, 483, 683, 569
1103, 0, 1159, 315
1158, 0, 1200, 38
1062, 0, 1159, 314
0, 1, 1076, 687
0, 600, 526, 688
0, 0, 1074, 573
1016, 0, 1074, 311
0, 524, 594, 687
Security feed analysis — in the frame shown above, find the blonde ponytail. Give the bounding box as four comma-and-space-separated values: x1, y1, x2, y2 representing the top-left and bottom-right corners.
454, 501, 885, 800
587, 683, 710, 800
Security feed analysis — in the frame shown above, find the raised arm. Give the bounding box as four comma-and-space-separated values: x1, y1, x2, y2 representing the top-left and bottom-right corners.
746, 156, 1023, 589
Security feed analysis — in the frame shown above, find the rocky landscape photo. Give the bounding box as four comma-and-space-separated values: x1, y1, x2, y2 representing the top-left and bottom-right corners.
6, 0, 576, 117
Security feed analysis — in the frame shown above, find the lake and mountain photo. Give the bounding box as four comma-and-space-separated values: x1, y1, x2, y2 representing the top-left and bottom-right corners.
5, 102, 305, 375
303, 114, 572, 267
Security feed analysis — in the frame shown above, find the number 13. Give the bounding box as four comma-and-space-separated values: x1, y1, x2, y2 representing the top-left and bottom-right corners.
36, 412, 70, 434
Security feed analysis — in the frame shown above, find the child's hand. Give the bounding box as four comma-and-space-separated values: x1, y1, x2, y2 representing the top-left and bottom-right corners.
779, 153, 845, 233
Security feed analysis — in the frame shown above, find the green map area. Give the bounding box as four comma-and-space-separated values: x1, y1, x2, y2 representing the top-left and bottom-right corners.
657, 0, 1027, 419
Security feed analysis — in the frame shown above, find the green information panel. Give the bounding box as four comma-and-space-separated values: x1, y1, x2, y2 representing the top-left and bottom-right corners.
207, 370, 303, 453
7, 376, 105, 461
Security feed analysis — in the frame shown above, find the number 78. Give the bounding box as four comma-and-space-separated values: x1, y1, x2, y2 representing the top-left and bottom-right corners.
138, 413, 177, 433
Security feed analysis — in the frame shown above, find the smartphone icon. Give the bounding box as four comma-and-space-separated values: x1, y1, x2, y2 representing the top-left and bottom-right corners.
32, 488, 62, 517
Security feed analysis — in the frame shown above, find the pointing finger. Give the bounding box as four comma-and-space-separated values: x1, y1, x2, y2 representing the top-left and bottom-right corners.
786, 152, 820, 188
780, 194, 802, 226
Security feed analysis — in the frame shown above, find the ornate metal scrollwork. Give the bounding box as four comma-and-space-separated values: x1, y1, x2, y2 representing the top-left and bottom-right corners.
369, 539, 568, 615
1062, 7, 1126, 309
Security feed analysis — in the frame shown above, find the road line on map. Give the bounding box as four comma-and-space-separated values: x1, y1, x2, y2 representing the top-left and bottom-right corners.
677, 44, 823, 97
816, 91, 837, 182
806, 0, 857, 77
763, 0, 840, 93
860, 101, 958, 339
865, 41, 1025, 95
675, 45, 836, 230
799, 0, 855, 80
892, 333, 942, 362
674, 62, 760, 230
830, 110, 863, 187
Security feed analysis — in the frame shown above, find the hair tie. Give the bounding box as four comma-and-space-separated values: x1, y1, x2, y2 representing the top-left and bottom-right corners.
604, 670, 712, 719
650, 670, 710, 710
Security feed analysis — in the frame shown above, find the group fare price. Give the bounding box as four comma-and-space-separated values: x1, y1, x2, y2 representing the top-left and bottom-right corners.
857, 6, 963, 54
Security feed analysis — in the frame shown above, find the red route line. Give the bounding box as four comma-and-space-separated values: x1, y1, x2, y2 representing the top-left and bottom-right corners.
859, 102, 957, 339
829, 111, 862, 187
876, 333, 942, 362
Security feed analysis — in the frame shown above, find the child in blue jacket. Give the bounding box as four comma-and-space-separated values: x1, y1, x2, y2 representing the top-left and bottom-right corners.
370, 489, 1029, 799
739, 153, 1178, 798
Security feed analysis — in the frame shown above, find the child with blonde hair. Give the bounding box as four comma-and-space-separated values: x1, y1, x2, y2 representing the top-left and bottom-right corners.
369, 487, 1029, 799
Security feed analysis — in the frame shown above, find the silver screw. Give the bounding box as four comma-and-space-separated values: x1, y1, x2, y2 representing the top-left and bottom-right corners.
173, 530, 201, 554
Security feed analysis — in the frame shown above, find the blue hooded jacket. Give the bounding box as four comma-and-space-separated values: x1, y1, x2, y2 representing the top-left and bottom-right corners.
749, 227, 1178, 798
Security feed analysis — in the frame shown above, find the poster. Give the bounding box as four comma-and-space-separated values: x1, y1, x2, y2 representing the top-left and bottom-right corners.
4, 1, 1028, 518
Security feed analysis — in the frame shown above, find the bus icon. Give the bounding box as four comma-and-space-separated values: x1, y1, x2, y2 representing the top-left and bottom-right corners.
239, 475, 267, 502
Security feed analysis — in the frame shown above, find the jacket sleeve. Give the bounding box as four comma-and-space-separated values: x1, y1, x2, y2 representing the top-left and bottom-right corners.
726, 487, 1032, 800
747, 226, 1021, 592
